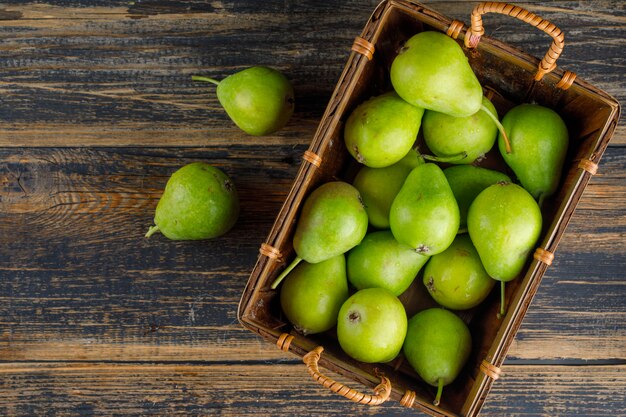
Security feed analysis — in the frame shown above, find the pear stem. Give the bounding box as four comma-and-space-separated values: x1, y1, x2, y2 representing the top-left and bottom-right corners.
456, 227, 468, 235
433, 378, 444, 406
191, 75, 220, 86
538, 193, 546, 208
422, 152, 468, 163
497, 280, 506, 319
145, 225, 160, 238
480, 103, 511, 154
270, 256, 303, 289
412, 148, 427, 165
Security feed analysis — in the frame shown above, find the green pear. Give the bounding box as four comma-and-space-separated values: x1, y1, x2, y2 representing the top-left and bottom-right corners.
468, 182, 542, 316
499, 104, 569, 203
337, 288, 407, 363
145, 162, 239, 240
390, 31, 482, 117
423, 235, 495, 310
347, 230, 429, 296
423, 97, 499, 164
280, 254, 349, 335
344, 91, 424, 168
390, 163, 459, 255
352, 149, 422, 228
271, 181, 368, 289
192, 66, 294, 136
468, 182, 542, 280
444, 165, 511, 228
403, 308, 471, 406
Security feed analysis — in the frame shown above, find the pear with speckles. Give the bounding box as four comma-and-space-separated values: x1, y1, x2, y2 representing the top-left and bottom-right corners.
498, 103, 569, 203
468, 182, 542, 282
468, 182, 542, 316
352, 149, 422, 228
444, 165, 511, 228
344, 92, 424, 168
423, 234, 495, 310
145, 162, 239, 240
270, 181, 368, 289
280, 254, 349, 335
403, 308, 471, 406
391, 31, 482, 117
193, 66, 294, 136
423, 96, 500, 164
348, 230, 429, 296
390, 163, 460, 255
337, 288, 407, 363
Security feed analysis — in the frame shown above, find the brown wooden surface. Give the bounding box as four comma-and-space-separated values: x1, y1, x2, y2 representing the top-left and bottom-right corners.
0, 1, 624, 416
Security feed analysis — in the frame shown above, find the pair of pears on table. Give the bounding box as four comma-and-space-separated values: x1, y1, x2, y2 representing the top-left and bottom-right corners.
145, 67, 296, 240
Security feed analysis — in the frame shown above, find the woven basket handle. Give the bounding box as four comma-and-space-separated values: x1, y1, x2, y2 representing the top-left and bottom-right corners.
302, 346, 392, 405
464, 2, 564, 81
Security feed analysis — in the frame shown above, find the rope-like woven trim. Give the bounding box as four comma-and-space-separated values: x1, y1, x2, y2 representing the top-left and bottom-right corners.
276, 333, 294, 352
534, 247, 554, 266
480, 359, 502, 380
446, 19, 464, 39
303, 346, 391, 405
464, 2, 564, 80
303, 150, 322, 168
351, 36, 375, 61
400, 390, 416, 407
259, 243, 282, 262
578, 159, 598, 175
556, 70, 577, 90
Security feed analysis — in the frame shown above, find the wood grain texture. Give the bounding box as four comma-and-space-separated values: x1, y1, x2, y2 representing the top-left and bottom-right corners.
0, 1, 624, 416
0, 1, 622, 146
0, 147, 624, 365
0, 363, 623, 416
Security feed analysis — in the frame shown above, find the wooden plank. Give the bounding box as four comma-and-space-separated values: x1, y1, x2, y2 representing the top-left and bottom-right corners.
0, 1, 622, 147
0, 145, 300, 362
0, 147, 624, 362
0, 1, 623, 416
0, 362, 623, 416
1, 145, 623, 253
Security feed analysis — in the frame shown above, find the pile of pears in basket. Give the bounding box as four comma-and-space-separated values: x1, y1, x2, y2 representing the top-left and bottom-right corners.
272, 31, 568, 406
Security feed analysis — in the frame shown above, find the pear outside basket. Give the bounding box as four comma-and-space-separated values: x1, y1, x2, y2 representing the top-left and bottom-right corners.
238, 1, 620, 416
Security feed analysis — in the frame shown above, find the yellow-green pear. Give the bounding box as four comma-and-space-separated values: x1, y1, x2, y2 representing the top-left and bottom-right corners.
280, 255, 349, 335
192, 66, 294, 136
145, 162, 239, 240
403, 308, 471, 406
270, 181, 368, 289
499, 104, 569, 203
390, 163, 460, 255
344, 92, 424, 168
352, 149, 422, 228
391, 31, 482, 117
468, 182, 542, 316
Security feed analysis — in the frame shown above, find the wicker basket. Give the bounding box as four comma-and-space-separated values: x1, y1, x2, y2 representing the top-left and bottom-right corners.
238, 1, 620, 416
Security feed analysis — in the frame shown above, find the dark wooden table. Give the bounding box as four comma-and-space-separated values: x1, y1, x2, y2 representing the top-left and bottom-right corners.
0, 1, 624, 415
